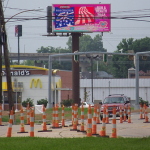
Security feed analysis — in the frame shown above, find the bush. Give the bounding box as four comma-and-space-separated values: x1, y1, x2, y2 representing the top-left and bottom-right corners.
61, 99, 74, 107
22, 98, 34, 107
139, 97, 149, 107
37, 98, 48, 108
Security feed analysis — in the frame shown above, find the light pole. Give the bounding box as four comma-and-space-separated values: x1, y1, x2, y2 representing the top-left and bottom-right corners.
86, 54, 99, 103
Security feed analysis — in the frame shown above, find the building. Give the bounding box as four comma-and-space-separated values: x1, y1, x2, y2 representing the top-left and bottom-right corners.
2, 65, 150, 110
2, 65, 72, 110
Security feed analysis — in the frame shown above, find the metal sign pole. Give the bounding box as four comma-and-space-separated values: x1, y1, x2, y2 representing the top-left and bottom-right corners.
48, 55, 52, 108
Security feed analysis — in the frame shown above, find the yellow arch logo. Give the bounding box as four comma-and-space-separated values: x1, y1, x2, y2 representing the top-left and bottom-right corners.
30, 79, 42, 88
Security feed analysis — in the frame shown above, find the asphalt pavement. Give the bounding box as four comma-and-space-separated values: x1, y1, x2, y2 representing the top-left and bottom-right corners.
0, 113, 150, 138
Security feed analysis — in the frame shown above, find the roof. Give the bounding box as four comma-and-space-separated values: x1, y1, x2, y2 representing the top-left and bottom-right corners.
107, 94, 125, 97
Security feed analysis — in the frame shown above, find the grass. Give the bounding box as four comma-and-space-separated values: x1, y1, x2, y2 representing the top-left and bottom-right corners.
2, 107, 89, 124
1, 107, 150, 150
0, 137, 150, 150
2, 107, 150, 124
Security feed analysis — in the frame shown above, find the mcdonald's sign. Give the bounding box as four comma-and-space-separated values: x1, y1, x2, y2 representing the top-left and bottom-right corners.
30, 79, 42, 88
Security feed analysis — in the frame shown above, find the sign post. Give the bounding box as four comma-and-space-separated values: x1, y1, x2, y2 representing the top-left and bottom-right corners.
14, 78, 19, 112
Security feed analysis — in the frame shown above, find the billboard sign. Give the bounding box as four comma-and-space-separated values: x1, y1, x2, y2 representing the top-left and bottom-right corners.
52, 4, 111, 33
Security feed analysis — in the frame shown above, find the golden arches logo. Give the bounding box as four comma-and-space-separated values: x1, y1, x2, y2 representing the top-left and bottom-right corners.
30, 79, 42, 88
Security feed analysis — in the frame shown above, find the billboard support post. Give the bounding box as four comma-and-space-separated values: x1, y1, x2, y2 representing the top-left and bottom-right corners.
72, 33, 81, 106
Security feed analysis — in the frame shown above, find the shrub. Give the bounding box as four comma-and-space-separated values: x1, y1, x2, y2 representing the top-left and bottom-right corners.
61, 99, 74, 107
37, 98, 48, 108
139, 97, 149, 107
22, 98, 34, 107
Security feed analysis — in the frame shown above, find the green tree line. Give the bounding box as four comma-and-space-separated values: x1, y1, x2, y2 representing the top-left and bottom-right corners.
6, 35, 150, 78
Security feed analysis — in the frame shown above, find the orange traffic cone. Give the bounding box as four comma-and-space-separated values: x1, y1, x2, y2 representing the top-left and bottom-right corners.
42, 105, 47, 130
71, 105, 74, 126
79, 104, 86, 132
139, 104, 144, 119
99, 108, 106, 137
55, 105, 60, 128
143, 104, 146, 119
26, 103, 30, 125
92, 106, 98, 135
87, 105, 92, 137
30, 110, 34, 137
52, 106, 55, 128
111, 107, 117, 138
143, 105, 149, 123
38, 105, 52, 132
128, 106, 131, 123
70, 104, 78, 131
75, 104, 79, 125
7, 110, 14, 137
119, 106, 123, 123
96, 105, 101, 124
61, 105, 65, 127
17, 107, 28, 133
105, 105, 110, 124
123, 106, 127, 122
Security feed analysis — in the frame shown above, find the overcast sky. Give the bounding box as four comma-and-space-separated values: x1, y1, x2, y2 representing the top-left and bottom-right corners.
3, 0, 150, 53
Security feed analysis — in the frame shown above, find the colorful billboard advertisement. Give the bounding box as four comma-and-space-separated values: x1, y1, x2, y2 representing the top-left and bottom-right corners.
52, 4, 111, 33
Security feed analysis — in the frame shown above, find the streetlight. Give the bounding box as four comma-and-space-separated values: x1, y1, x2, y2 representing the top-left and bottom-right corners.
86, 54, 99, 103
5, 9, 43, 23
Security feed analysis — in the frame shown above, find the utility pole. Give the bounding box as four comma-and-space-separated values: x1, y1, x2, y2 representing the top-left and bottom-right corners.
0, 0, 14, 111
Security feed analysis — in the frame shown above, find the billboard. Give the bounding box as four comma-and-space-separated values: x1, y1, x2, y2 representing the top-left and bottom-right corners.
52, 4, 111, 33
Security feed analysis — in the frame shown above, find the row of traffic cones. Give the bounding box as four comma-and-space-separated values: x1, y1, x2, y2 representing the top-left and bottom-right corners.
7, 104, 52, 137
86, 105, 117, 138
70, 104, 116, 138
139, 104, 149, 123
5, 103, 134, 138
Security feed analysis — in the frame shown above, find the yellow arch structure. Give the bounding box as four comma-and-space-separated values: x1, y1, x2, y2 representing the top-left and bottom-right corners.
2, 65, 49, 71
56, 79, 62, 89
52, 69, 59, 74
30, 78, 42, 88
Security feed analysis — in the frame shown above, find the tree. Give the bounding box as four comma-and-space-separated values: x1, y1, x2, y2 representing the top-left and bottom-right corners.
66, 34, 106, 52
111, 38, 134, 78
111, 37, 150, 78
36, 46, 71, 70
92, 34, 106, 52
20, 60, 34, 66
36, 46, 56, 53
66, 37, 72, 51
132, 37, 150, 72
79, 35, 93, 51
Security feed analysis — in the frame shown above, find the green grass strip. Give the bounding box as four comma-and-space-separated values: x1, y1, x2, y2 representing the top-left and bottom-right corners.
0, 137, 150, 150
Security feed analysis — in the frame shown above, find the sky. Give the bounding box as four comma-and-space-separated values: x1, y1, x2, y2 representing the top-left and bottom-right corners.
3, 0, 150, 53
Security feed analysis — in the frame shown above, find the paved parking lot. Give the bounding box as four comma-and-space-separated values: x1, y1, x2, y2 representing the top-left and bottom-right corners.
0, 113, 150, 138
